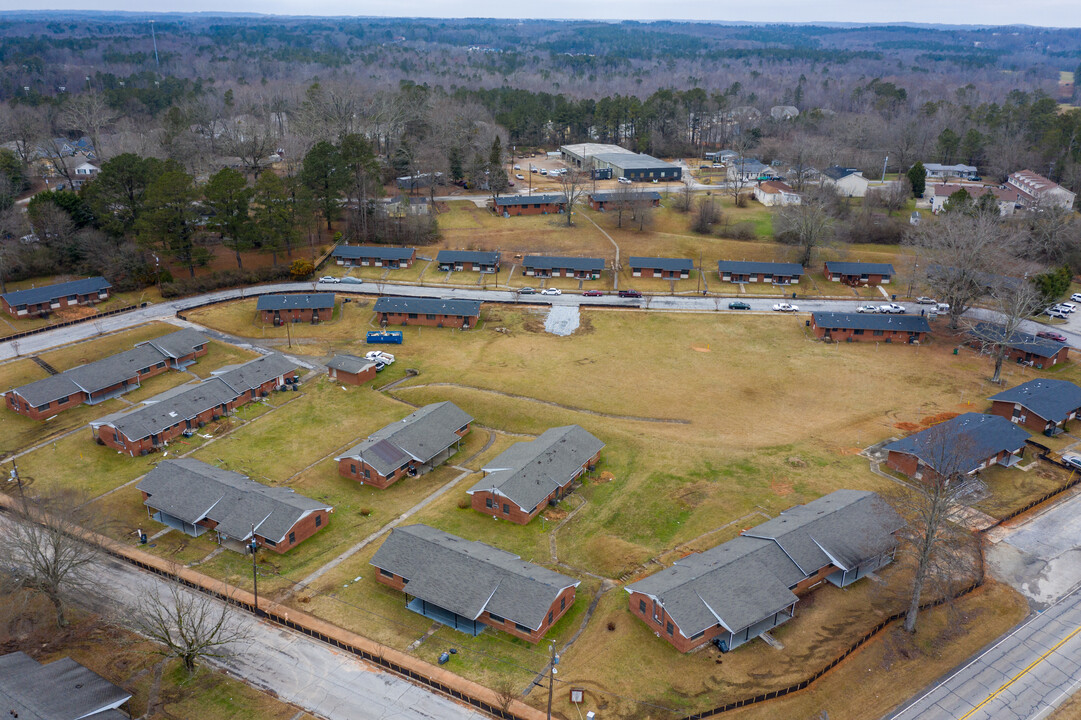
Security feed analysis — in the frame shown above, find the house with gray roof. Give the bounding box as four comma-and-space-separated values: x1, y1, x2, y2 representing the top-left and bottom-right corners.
256, 293, 335, 324
969, 322, 1069, 368
989, 379, 1081, 435
4, 328, 209, 420
821, 166, 870, 197
91, 355, 297, 456
823, 261, 894, 286
326, 354, 377, 386
331, 245, 416, 268
883, 412, 1030, 482
467, 425, 604, 524
436, 250, 500, 273
138, 458, 332, 553
335, 402, 473, 488
587, 190, 661, 211
1, 276, 111, 318
371, 524, 579, 642
373, 297, 482, 329
811, 312, 930, 344
625, 490, 903, 652
522, 255, 605, 279
492, 194, 567, 216
717, 260, 804, 285
627, 257, 693, 279
135, 328, 209, 368
0, 651, 132, 720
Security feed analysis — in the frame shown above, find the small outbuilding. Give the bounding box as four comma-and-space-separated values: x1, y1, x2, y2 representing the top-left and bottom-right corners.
326, 354, 377, 385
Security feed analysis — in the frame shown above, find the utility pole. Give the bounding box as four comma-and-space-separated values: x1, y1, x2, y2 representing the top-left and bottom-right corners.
546, 642, 560, 720
149, 20, 160, 69
285, 318, 292, 348
881, 155, 889, 182
249, 525, 261, 615
8, 459, 24, 496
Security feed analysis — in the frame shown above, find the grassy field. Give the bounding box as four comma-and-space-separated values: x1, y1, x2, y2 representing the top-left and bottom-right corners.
12, 306, 1065, 718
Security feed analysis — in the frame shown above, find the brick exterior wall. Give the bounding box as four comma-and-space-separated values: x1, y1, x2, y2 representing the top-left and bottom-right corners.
720, 272, 801, 284
522, 267, 601, 279
260, 509, 330, 553
377, 311, 476, 329
631, 268, 689, 279
627, 590, 720, 653
1004, 345, 1068, 367
470, 450, 600, 524
261, 307, 328, 324
792, 564, 835, 594
886, 446, 1023, 482
336, 251, 415, 268
337, 457, 409, 489
374, 568, 575, 643
811, 321, 926, 344
825, 269, 890, 286
441, 261, 499, 272
6, 390, 87, 420
496, 202, 564, 216
2, 288, 111, 318
328, 365, 377, 386
990, 400, 1056, 433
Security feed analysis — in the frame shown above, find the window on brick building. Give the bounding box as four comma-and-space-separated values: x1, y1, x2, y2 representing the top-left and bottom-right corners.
380, 568, 393, 578
485, 497, 493, 508
503, 503, 510, 514
489, 613, 505, 623
315, 515, 322, 527
639, 599, 646, 613
515, 623, 531, 633
666, 622, 674, 635
289, 531, 296, 544
561, 597, 566, 611
548, 611, 554, 625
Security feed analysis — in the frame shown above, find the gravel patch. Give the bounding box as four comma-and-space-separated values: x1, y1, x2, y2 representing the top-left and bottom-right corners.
544, 305, 580, 336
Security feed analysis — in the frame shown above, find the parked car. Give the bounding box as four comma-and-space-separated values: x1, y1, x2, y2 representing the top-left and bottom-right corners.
728, 301, 751, 310
583, 290, 604, 297
318, 276, 341, 284
618, 289, 643, 298
530, 167, 538, 174
1063, 454, 1081, 471
878, 303, 906, 314
365, 351, 395, 365
856, 305, 878, 313
540, 169, 548, 176
935, 302, 949, 312
617, 176, 631, 184
1070, 293, 1081, 303
916, 296, 936, 304
340, 276, 363, 284
1037, 330, 1069, 343
518, 287, 536, 294
374, 361, 386, 372
1046, 307, 1069, 319
1058, 302, 1077, 313
541, 288, 562, 295
513, 164, 521, 170
516, 174, 525, 180
772, 303, 799, 312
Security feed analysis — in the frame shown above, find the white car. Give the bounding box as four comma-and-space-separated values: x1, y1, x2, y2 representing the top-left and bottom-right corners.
617, 176, 631, 184
541, 288, 562, 296
365, 351, 395, 365
513, 164, 521, 170
1071, 293, 1081, 303
516, 174, 525, 180
318, 276, 340, 284
1057, 302, 1077, 313
772, 303, 799, 312
856, 305, 878, 313
878, 303, 906, 314
1046, 307, 1069, 319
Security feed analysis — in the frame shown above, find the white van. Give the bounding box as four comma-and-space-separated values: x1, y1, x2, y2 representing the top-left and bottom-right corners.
617, 176, 631, 184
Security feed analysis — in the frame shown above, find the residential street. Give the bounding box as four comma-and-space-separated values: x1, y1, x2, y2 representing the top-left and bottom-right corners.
889, 489, 1081, 720
0, 513, 490, 720
6, 278, 1075, 363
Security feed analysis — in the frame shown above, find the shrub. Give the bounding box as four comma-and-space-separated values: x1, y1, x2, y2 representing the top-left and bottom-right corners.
457, 498, 471, 509
160, 264, 291, 298
359, 507, 372, 517
290, 258, 315, 280
726, 222, 757, 241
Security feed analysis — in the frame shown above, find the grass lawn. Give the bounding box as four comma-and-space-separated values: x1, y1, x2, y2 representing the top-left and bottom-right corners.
185, 298, 381, 342
0, 357, 48, 393
187, 339, 261, 378
37, 322, 179, 370
9, 429, 159, 499
438, 201, 613, 258
975, 463, 1073, 518
0, 397, 127, 460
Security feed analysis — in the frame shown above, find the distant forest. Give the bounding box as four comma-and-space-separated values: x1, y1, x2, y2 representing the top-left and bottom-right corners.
1, 13, 1080, 291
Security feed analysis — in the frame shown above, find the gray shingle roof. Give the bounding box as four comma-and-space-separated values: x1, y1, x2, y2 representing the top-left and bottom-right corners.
137, 458, 331, 544
0, 651, 131, 720
99, 377, 238, 441
470, 426, 604, 512
10, 345, 169, 406
626, 489, 902, 638
717, 260, 805, 277
627, 257, 693, 272
811, 312, 931, 333
1, 276, 111, 308
824, 261, 895, 276
989, 379, 1081, 424
256, 293, 335, 311
335, 402, 473, 475
372, 297, 482, 318
436, 250, 501, 265
137, 328, 208, 359
332, 245, 416, 261
743, 490, 904, 575
495, 193, 566, 207
588, 190, 661, 203
822, 166, 860, 181
213, 354, 297, 393
522, 256, 605, 272
370, 524, 579, 630
970, 322, 1067, 359
326, 354, 376, 375
883, 412, 1030, 475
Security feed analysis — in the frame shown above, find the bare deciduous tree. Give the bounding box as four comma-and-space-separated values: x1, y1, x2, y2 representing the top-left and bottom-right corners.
134, 580, 251, 674
971, 279, 1045, 384
889, 423, 984, 634
60, 93, 117, 161
0, 492, 101, 628
774, 198, 835, 267
557, 169, 588, 227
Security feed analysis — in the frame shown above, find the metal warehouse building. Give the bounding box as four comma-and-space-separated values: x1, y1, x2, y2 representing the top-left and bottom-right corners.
559, 144, 682, 182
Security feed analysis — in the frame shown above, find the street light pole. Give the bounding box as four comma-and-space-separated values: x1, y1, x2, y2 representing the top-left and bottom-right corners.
250, 525, 260, 615
546, 642, 560, 720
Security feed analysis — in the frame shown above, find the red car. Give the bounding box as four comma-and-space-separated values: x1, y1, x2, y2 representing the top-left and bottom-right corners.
583, 290, 605, 297
1037, 330, 1068, 343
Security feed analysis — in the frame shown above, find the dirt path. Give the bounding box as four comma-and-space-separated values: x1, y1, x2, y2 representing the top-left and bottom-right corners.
392, 382, 691, 425
580, 212, 620, 291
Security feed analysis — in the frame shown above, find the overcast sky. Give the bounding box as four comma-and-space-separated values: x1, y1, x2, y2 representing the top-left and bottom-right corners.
3, 0, 1080, 28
